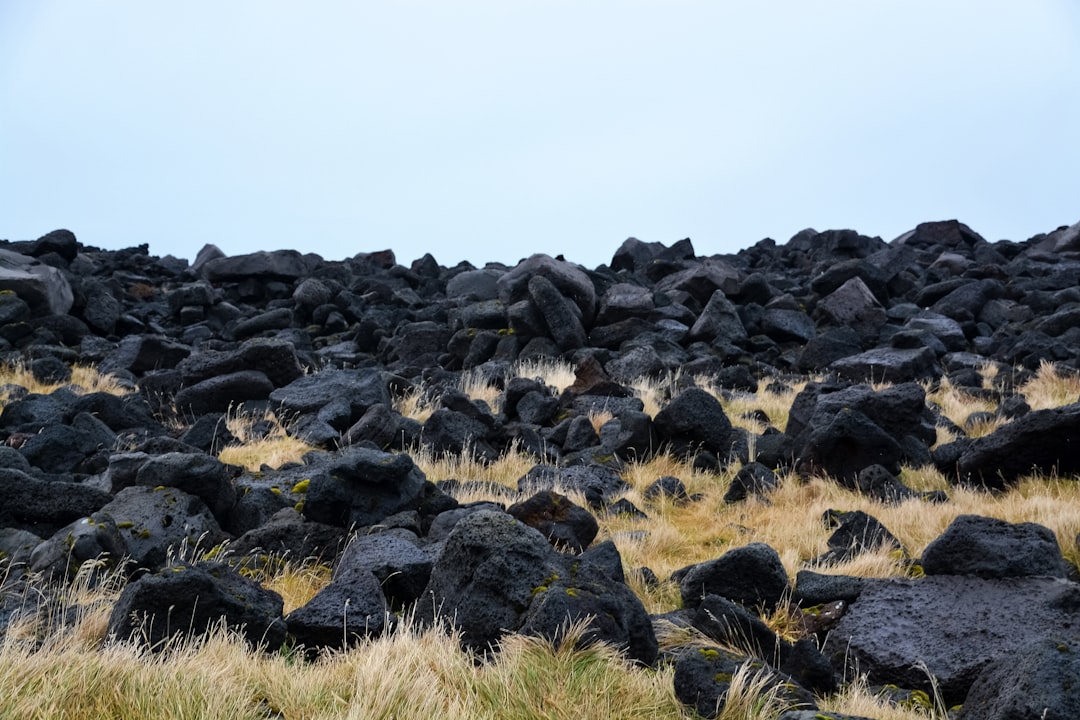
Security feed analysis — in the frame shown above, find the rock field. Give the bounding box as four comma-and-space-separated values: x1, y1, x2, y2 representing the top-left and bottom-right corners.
2, 219, 1080, 718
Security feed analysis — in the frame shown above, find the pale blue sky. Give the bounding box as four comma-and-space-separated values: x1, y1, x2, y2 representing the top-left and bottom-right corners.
2, 2, 1078, 268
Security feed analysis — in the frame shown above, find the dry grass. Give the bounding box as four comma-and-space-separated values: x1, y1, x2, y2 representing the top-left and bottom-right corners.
216, 406, 317, 471
1020, 360, 1080, 410
0, 362, 130, 416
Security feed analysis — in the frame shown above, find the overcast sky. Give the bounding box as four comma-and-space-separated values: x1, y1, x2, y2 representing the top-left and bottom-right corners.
2, 2, 1078, 269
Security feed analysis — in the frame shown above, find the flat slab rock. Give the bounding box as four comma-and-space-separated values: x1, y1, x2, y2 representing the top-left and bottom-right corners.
822, 574, 1080, 706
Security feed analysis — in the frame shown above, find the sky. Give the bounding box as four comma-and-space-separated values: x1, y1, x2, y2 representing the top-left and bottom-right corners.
2, 2, 1079, 270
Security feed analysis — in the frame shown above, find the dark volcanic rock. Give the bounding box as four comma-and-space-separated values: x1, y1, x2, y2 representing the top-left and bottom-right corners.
107, 561, 287, 651
418, 509, 656, 664
822, 574, 1080, 706
285, 566, 392, 651
921, 514, 1068, 579
653, 387, 735, 469
956, 638, 1080, 720
507, 490, 598, 553
955, 402, 1080, 489
677, 542, 789, 612
302, 447, 430, 528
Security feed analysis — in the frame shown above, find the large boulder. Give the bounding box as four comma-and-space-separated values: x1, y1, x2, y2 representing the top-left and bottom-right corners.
107, 561, 287, 651
956, 638, 1080, 720
921, 514, 1068, 579
199, 249, 314, 282
496, 253, 597, 326
0, 468, 111, 538
301, 448, 429, 528
653, 387, 735, 469
418, 509, 656, 664
0, 248, 74, 315
955, 402, 1080, 489
822, 574, 1080, 706
97, 485, 227, 572
285, 566, 392, 651
676, 542, 790, 612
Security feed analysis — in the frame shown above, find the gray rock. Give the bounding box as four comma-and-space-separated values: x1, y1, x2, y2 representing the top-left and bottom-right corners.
688, 290, 747, 343
956, 402, 1080, 489
527, 274, 588, 351
822, 575, 1080, 706
0, 248, 74, 315
174, 370, 275, 415
677, 542, 790, 612
285, 566, 392, 651
302, 447, 429, 528
200, 250, 314, 282
507, 490, 598, 553
814, 509, 902, 566
418, 509, 566, 653
653, 387, 735, 468
269, 367, 390, 417
517, 463, 629, 507
830, 346, 942, 384
97, 485, 226, 571
126, 452, 237, 522
921, 514, 1068, 579
334, 532, 433, 609
956, 638, 1080, 720
228, 508, 345, 566
107, 561, 286, 651
0, 468, 111, 537
496, 253, 597, 326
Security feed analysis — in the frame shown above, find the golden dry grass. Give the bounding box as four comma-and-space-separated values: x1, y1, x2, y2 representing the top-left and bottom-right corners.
216, 407, 317, 471
0, 362, 130, 416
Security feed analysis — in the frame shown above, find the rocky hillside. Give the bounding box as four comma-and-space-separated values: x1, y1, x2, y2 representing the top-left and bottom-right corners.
2, 219, 1079, 719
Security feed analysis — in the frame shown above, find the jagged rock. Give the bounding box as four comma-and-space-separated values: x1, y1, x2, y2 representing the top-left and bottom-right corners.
672, 643, 817, 719
0, 468, 112, 537
676, 542, 789, 612
921, 514, 1068, 579
956, 638, 1080, 720
687, 290, 747, 343
653, 387, 735, 469
822, 574, 1080, 706
418, 509, 655, 663
199, 249, 314, 282
955, 402, 1080, 489
269, 367, 390, 418
814, 509, 902, 566
302, 447, 429, 528
97, 485, 227, 571
724, 462, 779, 503
644, 475, 689, 502
855, 464, 919, 503
516, 463, 629, 507
0, 248, 74, 315
174, 370, 275, 416
107, 561, 287, 651
18, 411, 116, 474
228, 508, 346, 566
29, 513, 128, 582
333, 531, 433, 609
830, 346, 941, 384
496, 253, 597, 326
507, 490, 598, 553
285, 566, 392, 651
527, 274, 588, 351
119, 452, 238, 522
